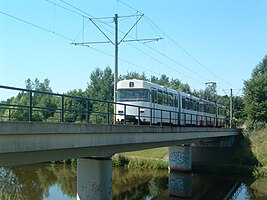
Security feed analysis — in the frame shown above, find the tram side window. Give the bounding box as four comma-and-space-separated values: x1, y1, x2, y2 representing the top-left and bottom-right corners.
158, 90, 164, 105
223, 108, 226, 116
212, 105, 216, 114
174, 96, 178, 107
218, 107, 225, 116
192, 100, 197, 111
182, 98, 186, 109
152, 90, 158, 103
168, 94, 173, 106
204, 104, 215, 114
206, 104, 211, 114
186, 98, 190, 109
189, 99, 193, 110
163, 92, 168, 105
209, 104, 213, 114
199, 103, 204, 112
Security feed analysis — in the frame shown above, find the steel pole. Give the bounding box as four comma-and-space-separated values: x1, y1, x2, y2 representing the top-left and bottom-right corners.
114, 14, 118, 124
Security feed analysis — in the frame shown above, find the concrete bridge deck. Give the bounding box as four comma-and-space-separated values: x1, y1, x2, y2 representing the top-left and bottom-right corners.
0, 121, 240, 166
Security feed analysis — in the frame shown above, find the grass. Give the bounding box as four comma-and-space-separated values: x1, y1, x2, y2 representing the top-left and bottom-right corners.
58, 126, 267, 177
112, 154, 168, 170
249, 127, 267, 166
113, 147, 169, 170
122, 147, 168, 160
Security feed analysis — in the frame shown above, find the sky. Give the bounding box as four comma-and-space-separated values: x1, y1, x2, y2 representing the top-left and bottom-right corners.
1, 0, 267, 100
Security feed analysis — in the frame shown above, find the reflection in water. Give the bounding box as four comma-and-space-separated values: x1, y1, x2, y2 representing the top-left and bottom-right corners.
248, 178, 267, 199
0, 164, 267, 199
112, 168, 168, 199
168, 171, 192, 198
0, 164, 76, 200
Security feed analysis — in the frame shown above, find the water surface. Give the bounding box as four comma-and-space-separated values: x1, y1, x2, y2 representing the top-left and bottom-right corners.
0, 163, 267, 199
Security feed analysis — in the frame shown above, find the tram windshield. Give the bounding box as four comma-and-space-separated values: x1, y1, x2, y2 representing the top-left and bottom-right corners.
117, 89, 150, 102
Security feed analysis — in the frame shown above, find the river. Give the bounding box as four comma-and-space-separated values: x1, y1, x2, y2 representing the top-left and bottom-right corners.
0, 163, 266, 199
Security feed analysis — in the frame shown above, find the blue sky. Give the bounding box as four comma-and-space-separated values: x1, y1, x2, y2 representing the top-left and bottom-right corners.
1, 0, 267, 99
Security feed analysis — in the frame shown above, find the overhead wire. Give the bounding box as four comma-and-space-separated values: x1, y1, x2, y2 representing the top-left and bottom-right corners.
44, 0, 169, 79
56, 0, 243, 94
81, 45, 162, 77
127, 42, 205, 85
55, 1, 166, 78
46, 0, 207, 87
0, 5, 162, 79
1, 0, 237, 93
0, 9, 74, 42
118, 0, 238, 89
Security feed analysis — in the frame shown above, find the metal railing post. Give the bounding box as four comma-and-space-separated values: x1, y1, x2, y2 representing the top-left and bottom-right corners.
86, 100, 89, 123
178, 111, 180, 126
8, 108, 11, 121
107, 102, 110, 124
150, 108, 152, 126
138, 106, 140, 125
61, 95, 64, 123
29, 91, 33, 122
170, 111, 172, 125
160, 110, 163, 127
123, 104, 126, 125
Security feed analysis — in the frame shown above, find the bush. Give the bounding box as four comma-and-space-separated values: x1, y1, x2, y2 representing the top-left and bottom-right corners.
249, 127, 267, 166
253, 167, 267, 178
127, 159, 168, 170
244, 120, 267, 136
112, 155, 129, 167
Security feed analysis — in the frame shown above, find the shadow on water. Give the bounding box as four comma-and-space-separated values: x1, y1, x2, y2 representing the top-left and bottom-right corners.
0, 163, 267, 199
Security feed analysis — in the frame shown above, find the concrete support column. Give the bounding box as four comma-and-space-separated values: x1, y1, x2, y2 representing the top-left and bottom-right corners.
169, 145, 192, 171
77, 157, 112, 200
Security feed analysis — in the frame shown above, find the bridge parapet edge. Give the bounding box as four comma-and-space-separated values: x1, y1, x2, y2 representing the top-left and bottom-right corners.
0, 121, 240, 135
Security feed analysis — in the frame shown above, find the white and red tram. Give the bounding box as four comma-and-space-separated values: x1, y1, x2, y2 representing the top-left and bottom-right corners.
116, 79, 226, 127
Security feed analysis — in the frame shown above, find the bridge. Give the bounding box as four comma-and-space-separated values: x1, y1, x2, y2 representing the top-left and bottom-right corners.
0, 85, 241, 199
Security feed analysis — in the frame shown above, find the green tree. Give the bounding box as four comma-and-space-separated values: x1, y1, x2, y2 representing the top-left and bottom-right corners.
151, 74, 169, 86
193, 83, 216, 101
233, 96, 245, 123
168, 78, 191, 93
64, 89, 91, 123
27, 78, 57, 121
86, 67, 114, 123
119, 71, 148, 81
244, 55, 267, 122
2, 78, 58, 121
86, 67, 113, 100
4, 92, 30, 121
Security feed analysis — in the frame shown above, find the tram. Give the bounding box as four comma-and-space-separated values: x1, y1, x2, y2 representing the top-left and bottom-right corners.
116, 79, 226, 126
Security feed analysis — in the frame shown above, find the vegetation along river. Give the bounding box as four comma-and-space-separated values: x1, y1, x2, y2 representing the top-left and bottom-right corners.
0, 163, 266, 199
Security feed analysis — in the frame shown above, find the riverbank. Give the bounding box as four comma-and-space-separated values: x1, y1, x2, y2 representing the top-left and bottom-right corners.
113, 153, 256, 177
114, 134, 267, 178
55, 127, 267, 178
247, 125, 267, 177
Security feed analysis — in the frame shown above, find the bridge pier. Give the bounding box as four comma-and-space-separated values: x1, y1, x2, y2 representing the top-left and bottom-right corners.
77, 157, 112, 200
169, 145, 192, 171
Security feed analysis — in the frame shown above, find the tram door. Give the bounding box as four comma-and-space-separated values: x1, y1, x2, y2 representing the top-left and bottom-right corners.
174, 95, 179, 125
151, 89, 157, 124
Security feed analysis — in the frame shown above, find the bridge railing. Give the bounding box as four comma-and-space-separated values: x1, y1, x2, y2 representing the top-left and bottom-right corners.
0, 85, 226, 127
